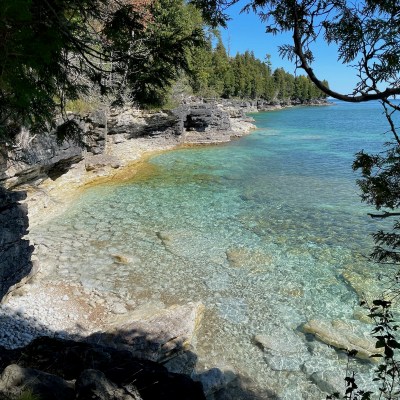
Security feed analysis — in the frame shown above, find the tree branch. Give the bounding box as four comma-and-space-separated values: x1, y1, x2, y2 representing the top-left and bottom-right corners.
291, 4, 400, 102
368, 212, 400, 219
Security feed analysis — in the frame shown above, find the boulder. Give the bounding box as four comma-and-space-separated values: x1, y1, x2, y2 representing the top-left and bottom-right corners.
0, 364, 74, 400
0, 337, 206, 400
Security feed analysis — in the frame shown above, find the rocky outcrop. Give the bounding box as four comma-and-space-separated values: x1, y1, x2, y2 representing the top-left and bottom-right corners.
215, 97, 329, 114
0, 128, 85, 189
75, 369, 142, 400
176, 103, 233, 143
0, 364, 75, 400
0, 188, 34, 300
0, 97, 328, 190
0, 337, 206, 400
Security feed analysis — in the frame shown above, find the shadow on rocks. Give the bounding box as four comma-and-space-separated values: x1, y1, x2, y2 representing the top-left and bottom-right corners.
0, 310, 277, 400
0, 187, 33, 300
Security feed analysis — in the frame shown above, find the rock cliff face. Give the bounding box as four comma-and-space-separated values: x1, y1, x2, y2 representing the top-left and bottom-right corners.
0, 98, 328, 190
0, 129, 85, 189
0, 188, 33, 300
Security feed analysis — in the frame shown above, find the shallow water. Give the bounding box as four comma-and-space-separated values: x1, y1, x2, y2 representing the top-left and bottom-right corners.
32, 101, 399, 398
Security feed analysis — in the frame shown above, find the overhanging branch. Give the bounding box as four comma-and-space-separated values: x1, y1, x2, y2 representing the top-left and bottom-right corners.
292, 7, 400, 102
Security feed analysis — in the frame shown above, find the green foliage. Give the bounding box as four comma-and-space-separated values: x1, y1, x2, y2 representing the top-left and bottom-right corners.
0, 0, 206, 142
124, 0, 204, 107
186, 34, 327, 101
65, 99, 100, 115
16, 390, 40, 400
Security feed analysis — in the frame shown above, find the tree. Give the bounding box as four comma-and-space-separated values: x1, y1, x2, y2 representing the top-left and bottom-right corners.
208, 38, 232, 96
187, 31, 214, 96
0, 0, 204, 143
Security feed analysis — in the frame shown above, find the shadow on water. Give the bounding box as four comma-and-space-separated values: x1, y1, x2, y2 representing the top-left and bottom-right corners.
0, 309, 277, 400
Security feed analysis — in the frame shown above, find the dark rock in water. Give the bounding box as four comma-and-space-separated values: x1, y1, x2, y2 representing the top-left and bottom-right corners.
192, 367, 237, 396
163, 351, 198, 375
0, 187, 33, 300
0, 337, 206, 400
0, 364, 75, 400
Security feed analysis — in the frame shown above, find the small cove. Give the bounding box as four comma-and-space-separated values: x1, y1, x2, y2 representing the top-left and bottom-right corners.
30, 101, 397, 398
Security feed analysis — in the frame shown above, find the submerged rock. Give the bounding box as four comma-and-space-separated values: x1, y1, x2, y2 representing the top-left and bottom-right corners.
302, 319, 382, 361
342, 267, 384, 306
225, 247, 274, 271
254, 329, 311, 371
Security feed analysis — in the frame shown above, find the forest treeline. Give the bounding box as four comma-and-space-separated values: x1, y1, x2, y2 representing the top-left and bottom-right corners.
186, 37, 329, 103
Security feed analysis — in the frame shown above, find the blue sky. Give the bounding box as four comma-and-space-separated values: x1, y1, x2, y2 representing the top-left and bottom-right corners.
220, 2, 358, 94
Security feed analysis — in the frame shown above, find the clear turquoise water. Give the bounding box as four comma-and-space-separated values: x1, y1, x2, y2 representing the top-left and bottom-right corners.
32, 101, 398, 399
